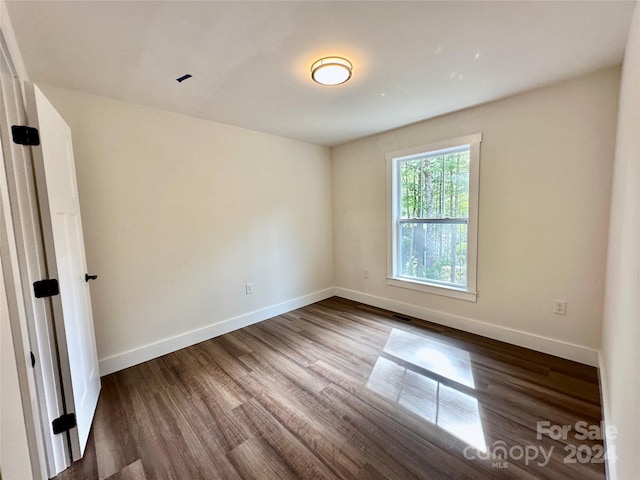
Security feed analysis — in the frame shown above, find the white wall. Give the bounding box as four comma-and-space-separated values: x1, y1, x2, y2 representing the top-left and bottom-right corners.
38, 84, 334, 374
332, 67, 620, 364
600, 3, 640, 479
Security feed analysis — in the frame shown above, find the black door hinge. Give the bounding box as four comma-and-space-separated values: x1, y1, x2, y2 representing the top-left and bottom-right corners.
11, 125, 40, 146
30, 351, 36, 368
52, 413, 76, 435
33, 279, 59, 298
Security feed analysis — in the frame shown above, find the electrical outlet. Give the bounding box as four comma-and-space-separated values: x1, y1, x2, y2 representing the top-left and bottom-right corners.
245, 283, 253, 295
553, 300, 567, 316
363, 270, 369, 279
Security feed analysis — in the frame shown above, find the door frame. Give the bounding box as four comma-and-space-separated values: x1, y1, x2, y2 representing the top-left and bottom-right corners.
0, 28, 70, 478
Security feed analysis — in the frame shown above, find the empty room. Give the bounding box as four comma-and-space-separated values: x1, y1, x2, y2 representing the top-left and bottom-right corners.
1, 1, 639, 479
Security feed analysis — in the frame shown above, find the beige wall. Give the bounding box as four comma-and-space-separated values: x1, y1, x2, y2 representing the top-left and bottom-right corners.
38, 84, 334, 371
601, 3, 640, 479
332, 67, 620, 361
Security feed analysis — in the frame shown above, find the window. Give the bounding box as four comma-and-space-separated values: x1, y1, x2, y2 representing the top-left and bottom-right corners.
387, 134, 481, 301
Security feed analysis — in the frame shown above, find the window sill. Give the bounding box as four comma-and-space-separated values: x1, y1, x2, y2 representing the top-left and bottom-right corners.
387, 277, 478, 302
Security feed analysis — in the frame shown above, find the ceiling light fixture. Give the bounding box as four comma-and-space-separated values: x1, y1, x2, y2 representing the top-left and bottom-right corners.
311, 56, 352, 86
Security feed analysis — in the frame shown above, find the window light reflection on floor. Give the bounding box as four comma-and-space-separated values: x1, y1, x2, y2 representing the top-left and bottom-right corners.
367, 328, 486, 452
383, 328, 475, 388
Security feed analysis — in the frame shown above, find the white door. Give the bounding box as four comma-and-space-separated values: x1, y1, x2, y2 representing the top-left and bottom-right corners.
24, 82, 101, 462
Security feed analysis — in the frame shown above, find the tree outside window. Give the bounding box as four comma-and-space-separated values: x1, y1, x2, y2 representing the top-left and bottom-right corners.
387, 134, 481, 301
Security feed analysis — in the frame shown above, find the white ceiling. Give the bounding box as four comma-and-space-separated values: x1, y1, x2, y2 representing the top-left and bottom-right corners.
6, 1, 636, 147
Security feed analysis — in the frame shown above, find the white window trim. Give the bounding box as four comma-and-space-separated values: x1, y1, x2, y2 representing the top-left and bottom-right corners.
386, 133, 481, 302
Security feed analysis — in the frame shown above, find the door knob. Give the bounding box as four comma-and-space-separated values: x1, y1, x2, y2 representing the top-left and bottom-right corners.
85, 274, 98, 282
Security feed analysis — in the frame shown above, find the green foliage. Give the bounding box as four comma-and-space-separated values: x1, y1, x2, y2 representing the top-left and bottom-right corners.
399, 150, 469, 219
398, 149, 470, 286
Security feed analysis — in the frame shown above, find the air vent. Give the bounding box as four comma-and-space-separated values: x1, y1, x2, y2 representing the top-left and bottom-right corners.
392, 314, 412, 322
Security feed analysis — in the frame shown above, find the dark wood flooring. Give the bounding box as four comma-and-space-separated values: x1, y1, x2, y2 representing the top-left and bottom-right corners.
55, 297, 606, 480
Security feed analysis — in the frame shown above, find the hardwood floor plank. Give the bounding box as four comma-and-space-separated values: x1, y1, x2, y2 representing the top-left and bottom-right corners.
239, 348, 330, 395
122, 371, 184, 480
233, 370, 367, 478
93, 376, 139, 480
244, 322, 320, 368
55, 298, 605, 480
354, 463, 392, 480
55, 428, 98, 479
322, 382, 479, 479
227, 436, 300, 480
237, 398, 341, 480
104, 460, 146, 480
198, 337, 254, 380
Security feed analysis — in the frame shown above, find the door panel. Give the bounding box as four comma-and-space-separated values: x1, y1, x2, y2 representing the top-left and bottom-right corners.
26, 82, 101, 460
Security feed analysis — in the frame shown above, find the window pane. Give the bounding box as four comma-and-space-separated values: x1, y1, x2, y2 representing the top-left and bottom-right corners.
399, 150, 470, 219
399, 222, 467, 286
389, 133, 480, 297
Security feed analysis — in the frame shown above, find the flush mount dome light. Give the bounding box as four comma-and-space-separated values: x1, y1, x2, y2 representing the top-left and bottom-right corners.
311, 56, 352, 86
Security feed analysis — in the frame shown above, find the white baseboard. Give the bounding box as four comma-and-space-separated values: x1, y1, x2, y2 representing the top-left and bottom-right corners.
597, 352, 616, 480
100, 286, 600, 376
98, 288, 335, 376
333, 287, 599, 366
